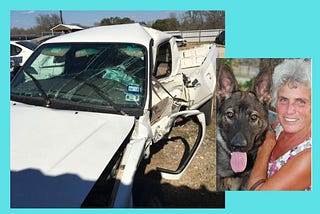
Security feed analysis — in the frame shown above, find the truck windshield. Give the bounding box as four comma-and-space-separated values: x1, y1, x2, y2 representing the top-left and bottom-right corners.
11, 43, 147, 116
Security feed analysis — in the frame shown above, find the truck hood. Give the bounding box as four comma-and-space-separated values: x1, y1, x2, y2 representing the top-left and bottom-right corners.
10, 101, 135, 207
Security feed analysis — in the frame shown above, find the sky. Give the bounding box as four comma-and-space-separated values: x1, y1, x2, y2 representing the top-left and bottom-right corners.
10, 10, 186, 29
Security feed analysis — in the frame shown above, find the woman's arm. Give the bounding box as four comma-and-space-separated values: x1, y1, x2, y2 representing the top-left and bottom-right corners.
248, 124, 311, 190
247, 129, 276, 189
252, 149, 311, 190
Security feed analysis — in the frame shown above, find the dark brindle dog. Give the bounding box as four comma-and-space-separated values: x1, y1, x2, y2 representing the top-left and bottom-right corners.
216, 62, 272, 190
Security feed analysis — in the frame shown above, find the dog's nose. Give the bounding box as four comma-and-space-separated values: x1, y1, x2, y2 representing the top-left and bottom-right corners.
230, 132, 247, 151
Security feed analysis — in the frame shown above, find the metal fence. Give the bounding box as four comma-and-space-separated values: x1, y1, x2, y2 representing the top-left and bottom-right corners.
12, 28, 224, 43
10, 34, 39, 41
166, 29, 224, 43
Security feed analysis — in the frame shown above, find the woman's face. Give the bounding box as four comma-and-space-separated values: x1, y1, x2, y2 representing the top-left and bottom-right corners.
276, 82, 311, 134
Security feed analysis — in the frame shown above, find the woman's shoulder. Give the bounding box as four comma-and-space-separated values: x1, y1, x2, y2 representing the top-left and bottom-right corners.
272, 122, 282, 139
292, 137, 312, 154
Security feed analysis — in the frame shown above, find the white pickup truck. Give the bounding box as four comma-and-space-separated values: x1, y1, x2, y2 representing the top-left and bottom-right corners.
10, 23, 218, 208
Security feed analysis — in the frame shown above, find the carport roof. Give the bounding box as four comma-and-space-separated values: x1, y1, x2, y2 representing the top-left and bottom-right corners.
50, 24, 84, 32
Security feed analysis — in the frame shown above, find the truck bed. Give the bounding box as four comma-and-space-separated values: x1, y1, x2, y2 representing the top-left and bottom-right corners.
179, 44, 213, 69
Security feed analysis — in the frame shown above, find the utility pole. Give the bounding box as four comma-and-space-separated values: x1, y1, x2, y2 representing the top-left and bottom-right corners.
59, 10, 64, 24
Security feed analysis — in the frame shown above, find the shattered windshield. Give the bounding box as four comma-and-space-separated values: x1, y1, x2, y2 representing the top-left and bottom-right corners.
11, 43, 147, 116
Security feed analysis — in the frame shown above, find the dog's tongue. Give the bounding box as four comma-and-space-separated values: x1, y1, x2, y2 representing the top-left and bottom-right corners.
230, 152, 247, 173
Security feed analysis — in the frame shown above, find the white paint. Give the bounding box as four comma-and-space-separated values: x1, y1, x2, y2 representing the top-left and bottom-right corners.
11, 101, 135, 181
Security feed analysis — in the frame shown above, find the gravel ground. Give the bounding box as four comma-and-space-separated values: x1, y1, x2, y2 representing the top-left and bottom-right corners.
135, 43, 225, 208
137, 103, 225, 208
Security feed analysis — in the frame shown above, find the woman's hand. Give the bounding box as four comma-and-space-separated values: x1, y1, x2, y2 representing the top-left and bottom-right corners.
259, 128, 276, 154
247, 127, 276, 190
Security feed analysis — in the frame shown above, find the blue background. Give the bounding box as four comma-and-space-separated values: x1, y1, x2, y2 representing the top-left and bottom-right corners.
1, 0, 318, 213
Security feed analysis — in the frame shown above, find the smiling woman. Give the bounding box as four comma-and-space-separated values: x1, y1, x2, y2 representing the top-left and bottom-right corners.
248, 59, 312, 190
276, 83, 311, 134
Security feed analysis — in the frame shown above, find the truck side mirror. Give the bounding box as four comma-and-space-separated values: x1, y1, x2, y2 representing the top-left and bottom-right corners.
155, 62, 170, 78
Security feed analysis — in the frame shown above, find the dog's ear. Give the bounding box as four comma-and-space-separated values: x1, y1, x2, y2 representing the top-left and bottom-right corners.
217, 63, 239, 100
252, 71, 272, 106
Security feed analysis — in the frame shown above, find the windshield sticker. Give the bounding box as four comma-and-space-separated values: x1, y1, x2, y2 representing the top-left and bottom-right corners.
126, 84, 141, 94
125, 93, 140, 102
103, 68, 136, 85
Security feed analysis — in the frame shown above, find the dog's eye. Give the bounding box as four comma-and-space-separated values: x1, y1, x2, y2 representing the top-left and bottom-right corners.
250, 114, 258, 121
226, 111, 234, 119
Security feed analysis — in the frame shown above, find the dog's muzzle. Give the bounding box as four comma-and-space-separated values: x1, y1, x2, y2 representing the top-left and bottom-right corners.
230, 132, 248, 173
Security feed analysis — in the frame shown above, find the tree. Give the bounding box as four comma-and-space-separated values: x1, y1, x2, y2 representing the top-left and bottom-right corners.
180, 10, 225, 30
180, 11, 205, 30
99, 17, 135, 26
151, 18, 180, 31
35, 14, 61, 32
259, 59, 285, 75
11, 27, 29, 36
11, 26, 41, 37
203, 11, 225, 29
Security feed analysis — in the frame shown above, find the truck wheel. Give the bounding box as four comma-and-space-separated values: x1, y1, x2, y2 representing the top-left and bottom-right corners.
199, 98, 214, 126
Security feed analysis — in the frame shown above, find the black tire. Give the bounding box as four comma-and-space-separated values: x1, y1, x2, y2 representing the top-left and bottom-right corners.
199, 98, 214, 126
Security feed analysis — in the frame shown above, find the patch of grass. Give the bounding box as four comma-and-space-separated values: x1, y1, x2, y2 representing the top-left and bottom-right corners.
238, 77, 254, 90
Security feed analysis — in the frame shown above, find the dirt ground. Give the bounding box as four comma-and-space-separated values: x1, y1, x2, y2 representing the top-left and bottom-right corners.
138, 102, 225, 208
136, 42, 225, 208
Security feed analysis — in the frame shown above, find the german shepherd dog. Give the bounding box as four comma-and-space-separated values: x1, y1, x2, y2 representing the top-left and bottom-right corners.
216, 61, 272, 190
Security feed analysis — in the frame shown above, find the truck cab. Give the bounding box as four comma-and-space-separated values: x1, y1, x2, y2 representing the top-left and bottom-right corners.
10, 23, 217, 207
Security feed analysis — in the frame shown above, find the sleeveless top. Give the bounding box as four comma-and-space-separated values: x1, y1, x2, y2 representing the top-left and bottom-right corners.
267, 124, 312, 190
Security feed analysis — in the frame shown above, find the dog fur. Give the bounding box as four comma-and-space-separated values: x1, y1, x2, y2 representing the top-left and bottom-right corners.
216, 61, 272, 190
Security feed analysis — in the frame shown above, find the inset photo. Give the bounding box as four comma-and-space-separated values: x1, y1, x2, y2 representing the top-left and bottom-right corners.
215, 58, 311, 191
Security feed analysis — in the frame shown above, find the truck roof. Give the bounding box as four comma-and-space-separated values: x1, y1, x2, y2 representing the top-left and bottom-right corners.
44, 23, 171, 48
